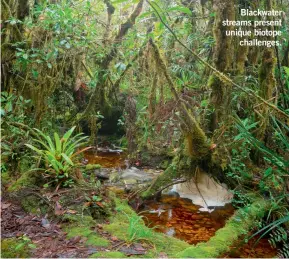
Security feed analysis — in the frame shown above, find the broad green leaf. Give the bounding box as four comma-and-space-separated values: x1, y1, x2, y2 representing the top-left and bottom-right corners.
15, 243, 25, 251
61, 153, 74, 166
62, 126, 76, 142
22, 53, 28, 59
25, 144, 43, 155
54, 132, 62, 154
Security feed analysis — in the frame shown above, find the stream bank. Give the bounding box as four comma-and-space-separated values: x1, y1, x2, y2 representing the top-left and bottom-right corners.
1, 147, 277, 258
83, 150, 277, 258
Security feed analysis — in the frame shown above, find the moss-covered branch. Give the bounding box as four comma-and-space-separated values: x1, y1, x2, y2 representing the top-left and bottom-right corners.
176, 199, 270, 258
141, 161, 179, 198
149, 39, 210, 159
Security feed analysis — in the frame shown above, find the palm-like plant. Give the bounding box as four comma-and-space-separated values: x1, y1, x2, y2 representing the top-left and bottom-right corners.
26, 126, 91, 178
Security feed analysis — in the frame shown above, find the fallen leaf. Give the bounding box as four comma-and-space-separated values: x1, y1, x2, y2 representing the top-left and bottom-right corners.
159, 252, 168, 258
69, 236, 81, 244
66, 209, 77, 214
84, 202, 91, 207
96, 224, 103, 229
96, 202, 104, 208
55, 201, 65, 215
111, 236, 118, 241
2, 203, 11, 209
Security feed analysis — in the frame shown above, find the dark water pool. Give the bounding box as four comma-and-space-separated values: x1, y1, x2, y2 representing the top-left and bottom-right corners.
139, 195, 276, 258
84, 150, 126, 168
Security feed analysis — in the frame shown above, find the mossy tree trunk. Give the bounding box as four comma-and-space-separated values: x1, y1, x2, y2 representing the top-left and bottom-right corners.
1, 0, 29, 91
255, 0, 277, 141
208, 0, 235, 131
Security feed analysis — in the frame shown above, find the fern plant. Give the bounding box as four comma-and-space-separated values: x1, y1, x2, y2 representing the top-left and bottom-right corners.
233, 115, 289, 257
26, 126, 90, 182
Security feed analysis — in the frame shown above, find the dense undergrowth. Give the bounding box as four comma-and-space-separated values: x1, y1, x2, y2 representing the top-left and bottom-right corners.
1, 0, 289, 257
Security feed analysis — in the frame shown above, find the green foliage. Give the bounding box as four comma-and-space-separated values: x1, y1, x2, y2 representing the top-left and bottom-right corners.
89, 251, 126, 258
228, 115, 289, 256
25, 126, 89, 186
1, 238, 31, 258
125, 213, 155, 242
15, 235, 37, 251
1, 92, 33, 174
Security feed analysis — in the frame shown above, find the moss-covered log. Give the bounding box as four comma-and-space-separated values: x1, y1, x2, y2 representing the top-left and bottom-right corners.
149, 39, 210, 159
176, 199, 270, 258
141, 160, 179, 198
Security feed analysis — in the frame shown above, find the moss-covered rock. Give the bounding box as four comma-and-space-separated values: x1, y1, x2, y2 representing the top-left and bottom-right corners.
8, 171, 40, 192
1, 171, 10, 186
64, 220, 110, 247
85, 164, 101, 170
62, 214, 96, 226
21, 195, 43, 214
1, 238, 31, 258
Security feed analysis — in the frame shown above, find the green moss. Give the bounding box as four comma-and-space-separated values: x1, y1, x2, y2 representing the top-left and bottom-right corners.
62, 214, 96, 226
86, 235, 110, 247
85, 164, 101, 170
21, 195, 43, 214
176, 199, 269, 258
18, 158, 32, 174
104, 199, 190, 257
141, 163, 178, 199
8, 171, 38, 192
159, 160, 169, 169
66, 226, 93, 239
65, 224, 110, 247
1, 171, 10, 186
1, 238, 30, 258
89, 251, 126, 258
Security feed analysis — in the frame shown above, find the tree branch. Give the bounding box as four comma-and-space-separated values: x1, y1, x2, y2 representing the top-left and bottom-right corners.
147, 0, 289, 120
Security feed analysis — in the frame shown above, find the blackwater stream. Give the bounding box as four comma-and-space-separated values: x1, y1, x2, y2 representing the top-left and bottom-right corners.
84, 150, 276, 258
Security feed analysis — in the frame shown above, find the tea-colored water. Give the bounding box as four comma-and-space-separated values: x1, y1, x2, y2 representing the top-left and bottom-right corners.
84, 151, 276, 258
139, 195, 276, 258
84, 151, 126, 168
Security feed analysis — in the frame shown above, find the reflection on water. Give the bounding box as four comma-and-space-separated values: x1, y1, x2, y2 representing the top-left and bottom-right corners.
139, 195, 276, 258
84, 151, 126, 168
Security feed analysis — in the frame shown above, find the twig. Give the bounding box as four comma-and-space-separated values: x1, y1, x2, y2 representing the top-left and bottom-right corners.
157, 178, 187, 194
193, 167, 209, 208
